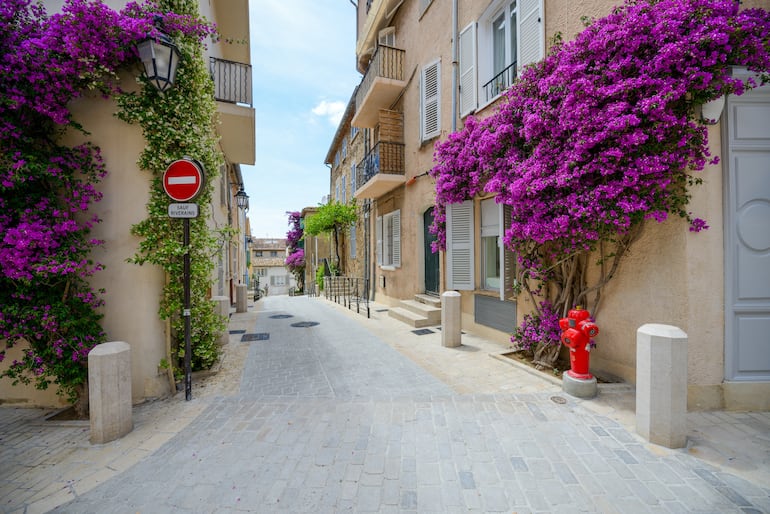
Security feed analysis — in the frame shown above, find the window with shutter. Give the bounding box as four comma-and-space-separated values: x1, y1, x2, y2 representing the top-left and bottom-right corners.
391, 210, 401, 268
377, 210, 401, 268
421, 59, 441, 141
459, 23, 477, 117
446, 201, 474, 290
376, 215, 383, 265
378, 27, 395, 48
500, 204, 516, 300
350, 224, 357, 258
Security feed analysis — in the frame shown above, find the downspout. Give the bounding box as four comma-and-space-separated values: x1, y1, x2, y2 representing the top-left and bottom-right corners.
451, 0, 458, 132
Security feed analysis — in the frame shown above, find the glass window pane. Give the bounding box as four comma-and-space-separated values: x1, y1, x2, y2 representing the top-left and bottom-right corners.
493, 12, 506, 76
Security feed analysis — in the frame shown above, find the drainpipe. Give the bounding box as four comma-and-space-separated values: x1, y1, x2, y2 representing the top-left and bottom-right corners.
451, 0, 458, 132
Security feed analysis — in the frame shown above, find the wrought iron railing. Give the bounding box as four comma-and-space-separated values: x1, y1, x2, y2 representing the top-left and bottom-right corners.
210, 57, 253, 106
482, 61, 517, 103
355, 45, 405, 111
356, 141, 405, 190
323, 276, 370, 318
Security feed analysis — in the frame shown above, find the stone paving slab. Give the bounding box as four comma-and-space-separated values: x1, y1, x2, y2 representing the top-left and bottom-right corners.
0, 294, 768, 513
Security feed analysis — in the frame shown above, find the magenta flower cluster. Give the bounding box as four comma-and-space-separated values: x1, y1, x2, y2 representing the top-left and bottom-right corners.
0, 0, 216, 399
284, 211, 305, 271
430, 0, 770, 262
511, 301, 562, 352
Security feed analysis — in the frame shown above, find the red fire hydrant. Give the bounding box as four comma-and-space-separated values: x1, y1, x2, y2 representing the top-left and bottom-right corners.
559, 306, 599, 380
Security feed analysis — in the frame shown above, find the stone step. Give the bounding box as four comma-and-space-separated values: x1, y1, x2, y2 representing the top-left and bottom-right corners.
399, 299, 441, 325
414, 293, 441, 308
388, 307, 434, 328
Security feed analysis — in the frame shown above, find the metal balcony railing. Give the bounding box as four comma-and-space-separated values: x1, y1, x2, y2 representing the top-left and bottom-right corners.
210, 57, 253, 106
357, 141, 405, 189
354, 45, 405, 111
482, 61, 517, 103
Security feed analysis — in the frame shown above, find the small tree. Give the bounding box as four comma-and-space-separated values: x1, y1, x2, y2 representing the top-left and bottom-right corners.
304, 202, 357, 272
285, 211, 305, 291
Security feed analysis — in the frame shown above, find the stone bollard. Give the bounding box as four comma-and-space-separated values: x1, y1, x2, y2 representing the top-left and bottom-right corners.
212, 295, 230, 345
636, 324, 688, 448
441, 291, 462, 348
88, 341, 133, 444
235, 284, 247, 313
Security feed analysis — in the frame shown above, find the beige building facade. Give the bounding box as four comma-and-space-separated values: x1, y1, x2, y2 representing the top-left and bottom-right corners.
0, 0, 255, 407
344, 0, 770, 410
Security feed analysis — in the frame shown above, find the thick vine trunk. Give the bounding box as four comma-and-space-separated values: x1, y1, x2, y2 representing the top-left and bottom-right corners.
74, 381, 89, 419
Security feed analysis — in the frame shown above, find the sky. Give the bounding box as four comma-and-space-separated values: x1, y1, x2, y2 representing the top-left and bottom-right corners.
243, 0, 362, 239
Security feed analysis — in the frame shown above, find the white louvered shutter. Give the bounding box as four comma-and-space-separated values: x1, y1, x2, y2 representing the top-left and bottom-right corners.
459, 23, 477, 117
446, 201, 474, 290
518, 0, 544, 70
392, 210, 401, 268
376, 215, 383, 265
421, 60, 441, 141
500, 204, 515, 300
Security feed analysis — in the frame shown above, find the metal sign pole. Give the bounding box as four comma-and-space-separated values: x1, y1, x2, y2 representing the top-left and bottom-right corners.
183, 217, 192, 401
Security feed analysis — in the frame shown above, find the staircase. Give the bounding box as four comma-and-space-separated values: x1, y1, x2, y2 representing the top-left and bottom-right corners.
388, 294, 442, 328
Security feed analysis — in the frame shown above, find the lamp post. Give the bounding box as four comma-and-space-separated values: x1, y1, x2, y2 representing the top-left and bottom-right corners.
137, 18, 181, 92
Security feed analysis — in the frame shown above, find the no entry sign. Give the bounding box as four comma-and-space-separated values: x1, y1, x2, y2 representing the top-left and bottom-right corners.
163, 158, 205, 202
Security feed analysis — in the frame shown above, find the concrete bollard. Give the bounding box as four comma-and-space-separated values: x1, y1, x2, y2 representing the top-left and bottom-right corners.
212, 295, 230, 345
235, 284, 247, 313
441, 291, 462, 348
636, 324, 688, 448
88, 341, 132, 444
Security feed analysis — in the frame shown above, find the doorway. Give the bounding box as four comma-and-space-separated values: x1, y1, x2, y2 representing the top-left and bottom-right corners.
423, 208, 439, 295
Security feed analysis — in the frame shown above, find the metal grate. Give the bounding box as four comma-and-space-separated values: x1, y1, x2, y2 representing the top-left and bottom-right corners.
269, 314, 294, 319
241, 333, 269, 342
291, 321, 319, 328
412, 329, 434, 336
229, 330, 246, 334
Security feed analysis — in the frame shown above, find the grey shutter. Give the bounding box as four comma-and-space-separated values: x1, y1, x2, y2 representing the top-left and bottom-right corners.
518, 0, 544, 69
376, 215, 383, 265
446, 201, 474, 290
459, 23, 477, 117
421, 60, 441, 141
392, 210, 401, 268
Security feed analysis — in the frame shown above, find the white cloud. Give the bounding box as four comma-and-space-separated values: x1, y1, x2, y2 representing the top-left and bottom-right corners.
311, 100, 347, 126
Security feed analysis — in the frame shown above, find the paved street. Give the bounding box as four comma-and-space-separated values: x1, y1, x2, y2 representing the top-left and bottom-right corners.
2, 294, 769, 513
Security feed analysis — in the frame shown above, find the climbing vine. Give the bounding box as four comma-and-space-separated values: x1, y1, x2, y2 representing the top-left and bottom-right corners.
430, 0, 770, 368
285, 211, 305, 291
117, 0, 225, 373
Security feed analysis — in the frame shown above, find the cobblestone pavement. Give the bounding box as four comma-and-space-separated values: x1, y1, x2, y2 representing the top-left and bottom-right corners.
1, 295, 769, 513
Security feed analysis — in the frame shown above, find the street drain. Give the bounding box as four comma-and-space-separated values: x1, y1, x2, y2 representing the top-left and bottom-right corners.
291, 321, 319, 328
550, 396, 567, 404
412, 328, 434, 335
241, 333, 269, 342
269, 314, 294, 319
229, 329, 246, 334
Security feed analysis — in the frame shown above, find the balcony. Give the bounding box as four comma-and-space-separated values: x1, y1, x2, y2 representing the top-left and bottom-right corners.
482, 61, 517, 104
352, 45, 406, 129
355, 141, 405, 199
210, 57, 255, 165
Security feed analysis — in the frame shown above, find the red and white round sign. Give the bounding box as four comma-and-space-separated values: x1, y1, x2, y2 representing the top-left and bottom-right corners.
163, 158, 205, 202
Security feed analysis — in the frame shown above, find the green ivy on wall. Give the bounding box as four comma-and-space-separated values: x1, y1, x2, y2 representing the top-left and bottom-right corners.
117, 0, 226, 372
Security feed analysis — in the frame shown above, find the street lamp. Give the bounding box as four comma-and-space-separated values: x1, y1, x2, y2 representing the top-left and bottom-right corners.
137, 19, 181, 92
235, 187, 250, 211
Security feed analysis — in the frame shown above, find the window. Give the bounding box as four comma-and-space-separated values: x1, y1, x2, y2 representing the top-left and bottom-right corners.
378, 27, 395, 48
254, 250, 263, 257
481, 198, 501, 291
446, 201, 474, 290
334, 150, 340, 167
350, 224, 357, 258
341, 174, 347, 204
256, 268, 267, 277
350, 163, 357, 193
341, 137, 347, 159
351, 125, 359, 140
335, 177, 341, 202
419, 0, 433, 16
270, 275, 286, 286
376, 210, 401, 268
270, 251, 278, 257
461, 0, 544, 112
420, 59, 441, 141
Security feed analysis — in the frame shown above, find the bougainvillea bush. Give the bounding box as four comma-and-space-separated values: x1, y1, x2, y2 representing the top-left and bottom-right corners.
285, 211, 306, 291
430, 0, 770, 366
0, 0, 215, 412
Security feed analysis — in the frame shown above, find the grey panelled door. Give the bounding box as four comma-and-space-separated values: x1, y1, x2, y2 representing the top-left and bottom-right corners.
424, 208, 439, 295
725, 77, 770, 381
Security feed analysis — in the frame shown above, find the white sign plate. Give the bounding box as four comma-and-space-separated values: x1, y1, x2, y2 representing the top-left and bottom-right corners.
168, 203, 199, 218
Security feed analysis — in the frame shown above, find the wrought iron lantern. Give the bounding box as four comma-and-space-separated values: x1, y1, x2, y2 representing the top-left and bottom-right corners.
137, 23, 181, 92
235, 187, 250, 211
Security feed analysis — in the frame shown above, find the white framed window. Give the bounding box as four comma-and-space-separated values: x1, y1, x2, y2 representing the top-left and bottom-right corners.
350, 224, 357, 258
481, 197, 501, 292
342, 137, 347, 159
341, 175, 347, 204
465, 0, 543, 110
378, 27, 395, 47
376, 210, 401, 268
420, 59, 441, 141
334, 150, 340, 167
350, 163, 357, 193
335, 177, 341, 202
256, 267, 267, 277
270, 275, 286, 287
419, 0, 433, 16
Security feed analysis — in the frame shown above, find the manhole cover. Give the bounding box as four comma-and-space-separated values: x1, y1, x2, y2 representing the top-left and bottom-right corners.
241, 333, 270, 342
290, 321, 319, 328
269, 314, 293, 319
550, 396, 567, 404
376, 309, 389, 312
412, 328, 434, 336
229, 329, 246, 334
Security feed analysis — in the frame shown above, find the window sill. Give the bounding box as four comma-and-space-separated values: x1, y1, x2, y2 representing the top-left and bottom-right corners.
380, 265, 397, 271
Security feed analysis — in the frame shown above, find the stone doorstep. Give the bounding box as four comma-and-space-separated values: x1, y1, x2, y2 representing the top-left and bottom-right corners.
388, 306, 434, 328
399, 299, 441, 324
414, 293, 441, 308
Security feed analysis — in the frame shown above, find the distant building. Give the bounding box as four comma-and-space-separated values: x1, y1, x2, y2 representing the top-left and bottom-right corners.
251, 239, 296, 296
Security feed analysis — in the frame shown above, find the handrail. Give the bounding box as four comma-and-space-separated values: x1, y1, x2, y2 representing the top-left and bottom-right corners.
322, 276, 370, 318
355, 45, 405, 111
482, 61, 517, 103
356, 141, 405, 190
210, 57, 253, 106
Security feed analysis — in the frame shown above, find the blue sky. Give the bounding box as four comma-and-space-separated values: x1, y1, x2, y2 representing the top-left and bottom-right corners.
243, 0, 361, 238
